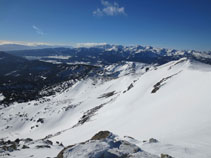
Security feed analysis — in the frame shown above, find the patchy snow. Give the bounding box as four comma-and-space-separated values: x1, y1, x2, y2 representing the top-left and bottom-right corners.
24, 56, 43, 60
67, 61, 92, 65
0, 139, 63, 158
40, 76, 47, 80
0, 93, 5, 101
40, 59, 62, 64
46, 55, 71, 59
25, 55, 71, 60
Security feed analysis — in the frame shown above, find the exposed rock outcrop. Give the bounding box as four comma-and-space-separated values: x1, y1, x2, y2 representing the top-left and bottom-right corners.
56, 131, 159, 158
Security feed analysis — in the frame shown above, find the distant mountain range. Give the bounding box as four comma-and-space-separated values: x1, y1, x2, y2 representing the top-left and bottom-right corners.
3, 44, 211, 65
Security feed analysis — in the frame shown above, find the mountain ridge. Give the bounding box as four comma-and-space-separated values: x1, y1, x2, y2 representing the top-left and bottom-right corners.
4, 44, 211, 66
1, 57, 211, 157
1, 46, 211, 158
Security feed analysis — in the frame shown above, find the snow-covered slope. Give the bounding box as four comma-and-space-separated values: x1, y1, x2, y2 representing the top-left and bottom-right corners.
1, 58, 211, 157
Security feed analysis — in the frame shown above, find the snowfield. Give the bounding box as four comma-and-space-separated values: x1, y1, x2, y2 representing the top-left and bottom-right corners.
1, 59, 211, 157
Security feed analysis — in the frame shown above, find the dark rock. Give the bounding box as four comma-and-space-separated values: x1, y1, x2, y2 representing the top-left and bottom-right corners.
59, 143, 64, 147
14, 138, 20, 144
24, 138, 33, 142
9, 143, 17, 151
37, 118, 44, 123
98, 91, 116, 99
57, 144, 75, 158
149, 138, 158, 143
74, 104, 105, 127
145, 67, 150, 72
151, 72, 180, 94
124, 136, 135, 140
161, 153, 174, 158
91, 131, 111, 140
45, 140, 53, 145
36, 145, 51, 149
1, 143, 17, 152
127, 83, 134, 91
1, 146, 8, 151
44, 134, 53, 139
22, 145, 30, 149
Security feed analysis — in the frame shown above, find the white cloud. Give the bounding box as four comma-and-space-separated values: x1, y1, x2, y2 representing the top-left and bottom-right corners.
32, 25, 44, 35
0, 40, 107, 48
0, 40, 51, 46
93, 0, 126, 16
75, 42, 107, 48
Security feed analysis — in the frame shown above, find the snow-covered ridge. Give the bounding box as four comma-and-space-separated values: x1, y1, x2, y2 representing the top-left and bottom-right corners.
102, 44, 210, 57
1, 58, 211, 157
74, 43, 209, 57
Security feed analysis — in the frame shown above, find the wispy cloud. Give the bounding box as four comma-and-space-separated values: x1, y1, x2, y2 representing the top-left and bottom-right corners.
75, 42, 107, 48
0, 40, 72, 47
0, 40, 107, 48
93, 0, 126, 16
32, 25, 44, 35
0, 40, 50, 46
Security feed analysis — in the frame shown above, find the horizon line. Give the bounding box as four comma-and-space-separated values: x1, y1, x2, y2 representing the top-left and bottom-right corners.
0, 40, 210, 52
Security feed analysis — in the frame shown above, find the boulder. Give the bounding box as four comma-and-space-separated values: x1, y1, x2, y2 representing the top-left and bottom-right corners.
149, 138, 159, 143
91, 131, 111, 140
56, 131, 159, 158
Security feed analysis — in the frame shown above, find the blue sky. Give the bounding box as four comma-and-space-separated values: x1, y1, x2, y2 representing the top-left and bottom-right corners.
0, 0, 211, 51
